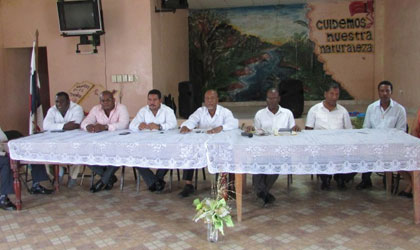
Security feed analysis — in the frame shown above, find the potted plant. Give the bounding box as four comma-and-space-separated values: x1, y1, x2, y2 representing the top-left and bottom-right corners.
193, 173, 234, 242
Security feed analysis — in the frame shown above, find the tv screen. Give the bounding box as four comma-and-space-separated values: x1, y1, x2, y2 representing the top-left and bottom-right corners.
162, 0, 188, 9
57, 0, 104, 36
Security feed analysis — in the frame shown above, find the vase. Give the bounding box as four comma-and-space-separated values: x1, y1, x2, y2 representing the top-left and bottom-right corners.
207, 223, 218, 243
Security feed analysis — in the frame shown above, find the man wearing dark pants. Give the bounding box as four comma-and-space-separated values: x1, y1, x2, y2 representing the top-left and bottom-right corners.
357, 81, 407, 190
0, 127, 52, 211
179, 90, 238, 197
81, 91, 130, 193
249, 88, 300, 205
305, 83, 353, 190
129, 89, 177, 192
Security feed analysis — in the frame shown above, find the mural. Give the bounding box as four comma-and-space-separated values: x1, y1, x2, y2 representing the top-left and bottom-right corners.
189, 4, 355, 102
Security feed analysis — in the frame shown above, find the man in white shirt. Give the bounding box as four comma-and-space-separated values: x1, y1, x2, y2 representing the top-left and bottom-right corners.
0, 127, 16, 210
305, 83, 353, 190
252, 88, 299, 205
179, 89, 238, 197
129, 89, 177, 192
43, 92, 84, 187
357, 80, 407, 190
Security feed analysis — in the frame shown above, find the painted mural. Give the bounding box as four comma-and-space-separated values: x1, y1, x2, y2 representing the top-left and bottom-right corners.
189, 4, 357, 102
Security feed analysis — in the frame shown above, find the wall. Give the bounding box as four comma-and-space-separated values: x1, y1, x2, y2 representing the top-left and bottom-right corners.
308, 0, 375, 101
151, 8, 189, 110
0, 0, 4, 127
2, 49, 31, 133
383, 0, 420, 114
0, 0, 163, 121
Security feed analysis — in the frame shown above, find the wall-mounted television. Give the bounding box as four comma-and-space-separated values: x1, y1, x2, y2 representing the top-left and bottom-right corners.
57, 0, 105, 36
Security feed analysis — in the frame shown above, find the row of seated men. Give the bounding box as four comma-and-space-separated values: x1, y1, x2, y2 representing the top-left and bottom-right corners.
0, 80, 412, 211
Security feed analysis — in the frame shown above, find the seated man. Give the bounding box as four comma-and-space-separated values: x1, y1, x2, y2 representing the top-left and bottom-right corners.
179, 89, 238, 197
43, 91, 84, 187
0, 127, 52, 206
0, 127, 17, 210
129, 89, 177, 192
357, 80, 407, 190
305, 83, 353, 190
250, 88, 299, 205
81, 90, 129, 193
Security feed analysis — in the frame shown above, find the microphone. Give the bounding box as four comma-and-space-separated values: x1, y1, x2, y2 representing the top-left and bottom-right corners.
241, 132, 253, 138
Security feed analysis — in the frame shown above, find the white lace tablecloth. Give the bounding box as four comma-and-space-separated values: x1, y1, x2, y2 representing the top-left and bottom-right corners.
8, 129, 210, 169
205, 129, 420, 174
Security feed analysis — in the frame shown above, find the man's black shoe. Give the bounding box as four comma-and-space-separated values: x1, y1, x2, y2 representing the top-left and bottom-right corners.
149, 183, 157, 192
90, 180, 105, 193
0, 197, 16, 211
104, 175, 118, 190
265, 192, 276, 204
178, 184, 194, 198
398, 191, 413, 199
321, 181, 331, 191
30, 185, 53, 195
337, 178, 347, 190
155, 179, 166, 192
356, 181, 372, 190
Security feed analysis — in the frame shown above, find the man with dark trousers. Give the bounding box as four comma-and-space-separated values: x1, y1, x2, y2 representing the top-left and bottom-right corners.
81, 90, 130, 193
305, 83, 353, 190
357, 81, 407, 190
178, 90, 238, 197
129, 89, 177, 192
1, 127, 52, 211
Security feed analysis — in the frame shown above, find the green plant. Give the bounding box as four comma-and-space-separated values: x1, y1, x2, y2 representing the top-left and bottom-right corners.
192, 174, 234, 235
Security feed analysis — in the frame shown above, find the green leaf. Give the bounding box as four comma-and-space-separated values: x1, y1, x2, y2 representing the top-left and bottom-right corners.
224, 215, 234, 227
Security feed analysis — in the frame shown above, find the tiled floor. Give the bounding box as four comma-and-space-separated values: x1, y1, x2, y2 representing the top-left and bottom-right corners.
0, 172, 418, 250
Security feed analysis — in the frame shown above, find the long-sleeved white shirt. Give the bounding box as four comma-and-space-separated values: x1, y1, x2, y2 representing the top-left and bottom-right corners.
0, 127, 7, 156
43, 101, 84, 131
363, 99, 407, 131
305, 102, 352, 130
129, 104, 177, 131
254, 105, 295, 133
181, 105, 238, 130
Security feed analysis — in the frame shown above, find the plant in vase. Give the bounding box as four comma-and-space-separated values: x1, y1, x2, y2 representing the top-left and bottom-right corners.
193, 173, 234, 242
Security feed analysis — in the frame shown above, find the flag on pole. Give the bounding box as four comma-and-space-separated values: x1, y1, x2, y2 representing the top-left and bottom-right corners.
29, 31, 43, 134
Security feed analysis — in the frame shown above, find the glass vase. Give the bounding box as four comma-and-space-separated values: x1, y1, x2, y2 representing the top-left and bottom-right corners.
207, 223, 218, 243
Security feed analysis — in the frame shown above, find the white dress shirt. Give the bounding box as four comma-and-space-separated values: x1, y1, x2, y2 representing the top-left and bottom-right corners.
254, 105, 295, 133
363, 99, 407, 131
181, 105, 238, 130
43, 101, 84, 131
306, 102, 352, 130
129, 104, 177, 131
0, 127, 7, 156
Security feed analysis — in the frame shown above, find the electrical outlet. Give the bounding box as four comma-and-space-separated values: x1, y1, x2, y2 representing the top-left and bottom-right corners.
116, 74, 122, 83
128, 74, 134, 82
111, 75, 117, 83
122, 74, 128, 82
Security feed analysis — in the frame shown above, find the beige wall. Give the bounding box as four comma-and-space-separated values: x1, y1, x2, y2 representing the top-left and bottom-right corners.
308, 0, 375, 101
0, 0, 189, 127
1, 49, 31, 133
151, 8, 189, 109
383, 0, 420, 114
0, 1, 4, 127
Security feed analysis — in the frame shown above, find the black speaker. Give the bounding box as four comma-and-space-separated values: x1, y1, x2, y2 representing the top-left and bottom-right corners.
178, 81, 196, 119
162, 0, 188, 9
278, 79, 304, 118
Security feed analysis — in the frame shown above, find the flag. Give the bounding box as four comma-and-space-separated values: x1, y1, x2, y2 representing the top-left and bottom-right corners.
29, 37, 43, 135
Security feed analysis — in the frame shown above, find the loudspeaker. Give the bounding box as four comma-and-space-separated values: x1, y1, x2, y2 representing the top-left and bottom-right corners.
162, 0, 188, 9
178, 81, 196, 119
278, 79, 304, 118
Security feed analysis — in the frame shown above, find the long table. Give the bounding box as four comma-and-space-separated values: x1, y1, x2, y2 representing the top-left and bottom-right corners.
205, 129, 420, 222
8, 128, 420, 224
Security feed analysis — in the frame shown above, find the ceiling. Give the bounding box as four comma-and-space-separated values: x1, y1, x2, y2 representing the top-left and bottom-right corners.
188, 0, 308, 9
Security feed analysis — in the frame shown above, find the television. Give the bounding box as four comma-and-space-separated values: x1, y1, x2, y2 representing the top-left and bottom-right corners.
162, 0, 188, 10
57, 0, 104, 36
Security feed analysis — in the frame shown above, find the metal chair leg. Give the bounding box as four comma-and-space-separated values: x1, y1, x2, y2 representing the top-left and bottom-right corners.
195, 169, 198, 190
120, 166, 125, 191
169, 169, 173, 192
